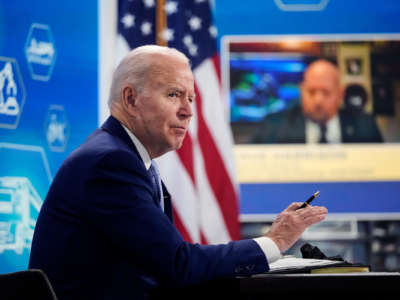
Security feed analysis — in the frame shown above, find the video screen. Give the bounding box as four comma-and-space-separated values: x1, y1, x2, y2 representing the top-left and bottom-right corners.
223, 36, 400, 144
221, 35, 400, 219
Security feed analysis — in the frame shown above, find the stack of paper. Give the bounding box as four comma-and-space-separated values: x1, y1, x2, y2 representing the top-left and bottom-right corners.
267, 257, 370, 274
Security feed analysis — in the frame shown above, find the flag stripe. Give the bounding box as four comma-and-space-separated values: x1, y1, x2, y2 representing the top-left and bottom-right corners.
173, 207, 193, 243
193, 138, 231, 243
156, 151, 201, 243
211, 54, 222, 84
200, 231, 208, 245
193, 60, 239, 194
176, 134, 196, 184
194, 82, 240, 240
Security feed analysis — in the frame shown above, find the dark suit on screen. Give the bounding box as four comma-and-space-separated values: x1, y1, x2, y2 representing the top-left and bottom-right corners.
29, 116, 268, 300
252, 106, 383, 144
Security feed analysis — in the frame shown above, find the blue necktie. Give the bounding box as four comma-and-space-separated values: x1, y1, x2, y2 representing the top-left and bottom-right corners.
149, 161, 164, 211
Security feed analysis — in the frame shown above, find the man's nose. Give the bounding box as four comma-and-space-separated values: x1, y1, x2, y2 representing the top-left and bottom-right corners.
179, 98, 193, 119
313, 91, 325, 106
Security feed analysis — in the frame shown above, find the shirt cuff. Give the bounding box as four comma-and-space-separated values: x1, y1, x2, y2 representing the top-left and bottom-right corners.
253, 237, 282, 264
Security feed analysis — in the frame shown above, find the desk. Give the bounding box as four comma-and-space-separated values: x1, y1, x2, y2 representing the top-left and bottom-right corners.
157, 272, 400, 299
241, 272, 400, 297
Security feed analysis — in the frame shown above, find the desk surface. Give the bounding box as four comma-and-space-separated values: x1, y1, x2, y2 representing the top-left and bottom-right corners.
241, 272, 400, 296
158, 272, 400, 299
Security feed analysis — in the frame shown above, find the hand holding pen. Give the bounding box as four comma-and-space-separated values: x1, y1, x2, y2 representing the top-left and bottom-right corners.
297, 190, 320, 210
265, 190, 327, 252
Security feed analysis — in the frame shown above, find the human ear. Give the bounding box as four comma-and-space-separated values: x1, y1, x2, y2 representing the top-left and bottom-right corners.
122, 85, 138, 115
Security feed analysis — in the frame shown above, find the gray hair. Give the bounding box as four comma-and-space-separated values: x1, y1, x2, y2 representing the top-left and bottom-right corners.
108, 45, 190, 108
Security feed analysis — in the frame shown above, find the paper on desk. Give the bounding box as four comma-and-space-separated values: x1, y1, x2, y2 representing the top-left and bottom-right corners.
269, 257, 341, 273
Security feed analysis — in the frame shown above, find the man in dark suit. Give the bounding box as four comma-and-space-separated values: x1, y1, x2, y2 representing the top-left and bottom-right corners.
253, 59, 383, 144
29, 45, 327, 299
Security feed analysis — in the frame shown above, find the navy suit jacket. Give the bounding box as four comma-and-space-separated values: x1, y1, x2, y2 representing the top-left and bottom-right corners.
29, 116, 268, 300
252, 106, 383, 144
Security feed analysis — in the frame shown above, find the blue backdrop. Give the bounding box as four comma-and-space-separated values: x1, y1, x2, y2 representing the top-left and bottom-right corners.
214, 0, 400, 37
0, 0, 98, 273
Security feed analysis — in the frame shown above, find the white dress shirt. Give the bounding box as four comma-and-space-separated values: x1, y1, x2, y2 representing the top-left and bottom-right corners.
305, 115, 342, 144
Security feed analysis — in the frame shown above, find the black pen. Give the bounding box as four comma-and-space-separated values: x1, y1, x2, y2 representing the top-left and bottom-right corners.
297, 191, 320, 209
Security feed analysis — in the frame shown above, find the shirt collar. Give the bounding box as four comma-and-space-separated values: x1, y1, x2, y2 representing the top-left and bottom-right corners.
121, 124, 152, 170
325, 115, 341, 143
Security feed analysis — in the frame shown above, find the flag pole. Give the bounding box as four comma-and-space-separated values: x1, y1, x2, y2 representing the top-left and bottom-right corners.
156, 0, 167, 46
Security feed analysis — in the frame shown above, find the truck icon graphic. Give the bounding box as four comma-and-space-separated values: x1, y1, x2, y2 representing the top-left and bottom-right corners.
0, 177, 43, 254
24, 23, 57, 81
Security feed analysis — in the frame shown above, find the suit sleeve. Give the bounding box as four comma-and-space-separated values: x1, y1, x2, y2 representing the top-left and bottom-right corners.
85, 149, 269, 287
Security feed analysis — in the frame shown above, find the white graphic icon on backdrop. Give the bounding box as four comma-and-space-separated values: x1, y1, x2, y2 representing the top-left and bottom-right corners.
0, 143, 51, 265
25, 23, 57, 81
44, 105, 69, 152
0, 62, 18, 116
0, 57, 26, 129
26, 38, 55, 65
274, 0, 330, 11
0, 177, 43, 255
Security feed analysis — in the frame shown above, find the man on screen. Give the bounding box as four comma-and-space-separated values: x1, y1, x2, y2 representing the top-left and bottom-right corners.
252, 59, 383, 144
29, 45, 327, 300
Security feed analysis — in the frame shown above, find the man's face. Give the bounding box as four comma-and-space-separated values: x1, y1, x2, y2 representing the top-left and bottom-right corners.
300, 62, 343, 124
133, 55, 195, 158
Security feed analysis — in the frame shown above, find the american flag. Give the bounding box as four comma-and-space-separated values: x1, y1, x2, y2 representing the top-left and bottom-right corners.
117, 0, 240, 244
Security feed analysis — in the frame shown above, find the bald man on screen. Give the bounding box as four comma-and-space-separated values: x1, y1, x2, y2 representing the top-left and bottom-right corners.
253, 59, 383, 144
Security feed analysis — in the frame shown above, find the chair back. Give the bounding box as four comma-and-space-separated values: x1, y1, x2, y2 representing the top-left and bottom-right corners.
0, 269, 58, 300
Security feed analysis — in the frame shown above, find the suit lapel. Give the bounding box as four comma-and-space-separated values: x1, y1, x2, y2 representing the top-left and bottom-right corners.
101, 116, 174, 222
338, 110, 356, 142
101, 116, 141, 158
287, 107, 306, 143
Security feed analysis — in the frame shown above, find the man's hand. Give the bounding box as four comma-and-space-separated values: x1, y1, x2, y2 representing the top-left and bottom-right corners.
265, 202, 328, 253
